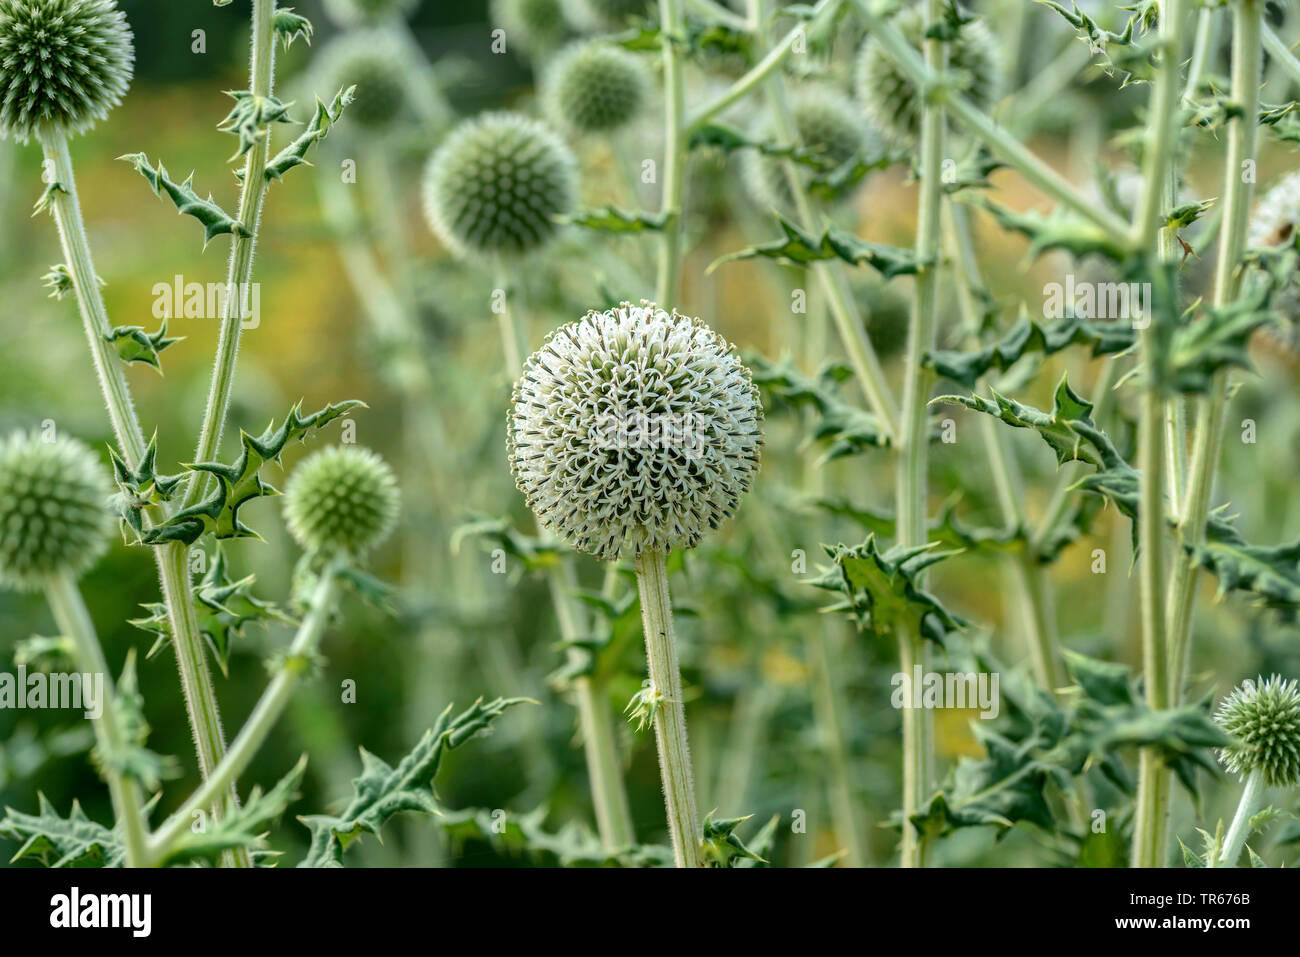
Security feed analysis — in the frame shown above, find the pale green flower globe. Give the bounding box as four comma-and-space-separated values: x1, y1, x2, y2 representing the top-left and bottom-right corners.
543, 40, 648, 135
854, 7, 999, 144
492, 0, 570, 57
322, 0, 416, 27
422, 112, 577, 259
742, 87, 878, 213
1215, 675, 1300, 788
314, 31, 409, 131
508, 302, 764, 560
0, 0, 134, 143
283, 447, 400, 558
0, 431, 114, 590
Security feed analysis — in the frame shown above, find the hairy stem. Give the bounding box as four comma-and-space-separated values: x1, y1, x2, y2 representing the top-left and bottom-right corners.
149, 560, 341, 863
1215, 769, 1265, 867
1129, 0, 1188, 870
655, 0, 688, 306
44, 572, 149, 868
1166, 0, 1263, 703
634, 548, 701, 867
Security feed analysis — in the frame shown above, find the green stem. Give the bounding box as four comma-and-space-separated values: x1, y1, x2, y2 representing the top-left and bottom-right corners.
889, 0, 947, 869
1262, 24, 1300, 88
44, 572, 149, 868
848, 0, 1130, 244
149, 560, 341, 863
1215, 769, 1265, 867
1167, 0, 1263, 704
182, 0, 277, 504
686, 0, 841, 130
753, 0, 901, 439
655, 0, 688, 306
634, 549, 701, 867
36, 131, 245, 865
1129, 0, 1188, 870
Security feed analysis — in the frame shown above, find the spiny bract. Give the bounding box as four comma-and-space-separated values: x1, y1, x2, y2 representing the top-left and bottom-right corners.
283, 446, 400, 558
422, 111, 576, 258
0, 0, 134, 143
742, 86, 876, 213
1248, 171, 1300, 356
0, 431, 114, 590
314, 30, 409, 131
854, 7, 999, 144
508, 301, 764, 560
1215, 675, 1300, 788
492, 0, 569, 57
544, 40, 647, 135
322, 0, 416, 27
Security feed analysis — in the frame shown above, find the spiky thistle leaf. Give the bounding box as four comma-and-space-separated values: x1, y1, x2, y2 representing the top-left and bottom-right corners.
118, 153, 250, 245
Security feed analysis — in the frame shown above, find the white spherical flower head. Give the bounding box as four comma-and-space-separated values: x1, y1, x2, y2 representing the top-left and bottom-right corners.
509, 302, 764, 560
0, 0, 134, 143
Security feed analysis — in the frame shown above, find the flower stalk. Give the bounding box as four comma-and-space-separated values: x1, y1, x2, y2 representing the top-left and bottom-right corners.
655, 0, 687, 305
1214, 769, 1265, 868
634, 548, 701, 867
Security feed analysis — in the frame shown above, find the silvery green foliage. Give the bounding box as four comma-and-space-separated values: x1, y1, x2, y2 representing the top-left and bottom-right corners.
491, 0, 570, 58
284, 446, 400, 558
312, 30, 408, 132
561, 0, 649, 33
1215, 675, 1300, 788
854, 7, 1000, 144
422, 111, 576, 258
0, 431, 113, 590
543, 40, 647, 135
0, 0, 133, 143
321, 0, 416, 28
508, 302, 763, 560
742, 87, 878, 213
1249, 171, 1300, 352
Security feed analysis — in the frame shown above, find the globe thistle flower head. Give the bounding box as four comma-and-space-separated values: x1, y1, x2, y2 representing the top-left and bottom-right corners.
1248, 171, 1300, 358
743, 87, 876, 213
854, 7, 999, 144
0, 431, 114, 591
313, 31, 409, 132
492, 0, 570, 58
0, 0, 134, 143
422, 111, 577, 259
543, 40, 647, 135
321, 0, 417, 27
561, 0, 649, 33
283, 446, 400, 558
1215, 675, 1300, 788
508, 302, 764, 560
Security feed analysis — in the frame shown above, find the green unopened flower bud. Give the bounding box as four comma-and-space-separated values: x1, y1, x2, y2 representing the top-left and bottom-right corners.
508, 301, 764, 560
543, 40, 648, 135
0, 0, 134, 143
743, 87, 877, 213
314, 31, 409, 131
491, 0, 570, 58
322, 0, 416, 27
1215, 675, 1300, 788
422, 111, 577, 259
0, 431, 114, 590
854, 7, 999, 144
283, 447, 400, 558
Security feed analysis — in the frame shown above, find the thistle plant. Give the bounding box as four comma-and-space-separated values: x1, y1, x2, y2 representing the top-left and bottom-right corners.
1212, 677, 1300, 866
313, 31, 410, 132
492, 0, 571, 59
509, 301, 764, 866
